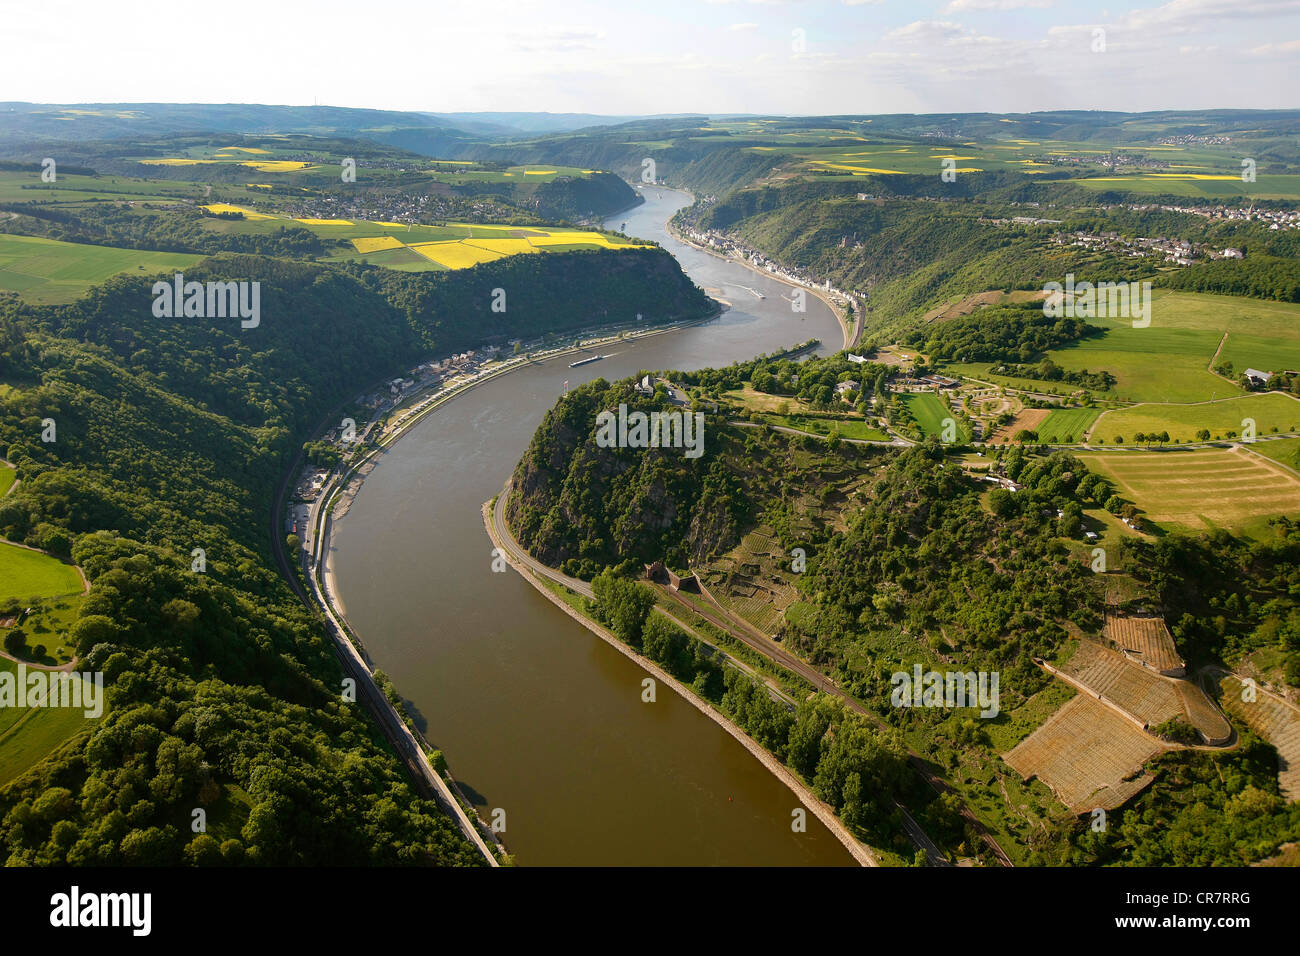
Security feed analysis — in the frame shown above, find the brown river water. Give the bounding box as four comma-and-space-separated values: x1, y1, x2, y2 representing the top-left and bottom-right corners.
329, 186, 858, 865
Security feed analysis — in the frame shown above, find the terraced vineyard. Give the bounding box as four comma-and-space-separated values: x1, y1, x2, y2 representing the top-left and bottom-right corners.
1057, 640, 1230, 743
1003, 695, 1162, 812
703, 528, 800, 636
1104, 609, 1185, 676
1219, 675, 1300, 798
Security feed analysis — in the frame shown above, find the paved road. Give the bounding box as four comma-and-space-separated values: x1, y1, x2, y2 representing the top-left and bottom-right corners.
271, 416, 499, 866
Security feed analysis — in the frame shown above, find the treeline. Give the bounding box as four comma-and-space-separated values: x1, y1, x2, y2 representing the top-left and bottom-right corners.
0, 204, 329, 259
1156, 255, 1300, 302
588, 568, 918, 851
996, 358, 1115, 390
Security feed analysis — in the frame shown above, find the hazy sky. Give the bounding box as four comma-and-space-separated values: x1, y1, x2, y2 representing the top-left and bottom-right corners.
2, 0, 1297, 115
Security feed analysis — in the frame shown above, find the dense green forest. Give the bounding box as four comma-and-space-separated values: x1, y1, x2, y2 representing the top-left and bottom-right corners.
901, 304, 1102, 363
0, 246, 711, 865
1156, 255, 1300, 302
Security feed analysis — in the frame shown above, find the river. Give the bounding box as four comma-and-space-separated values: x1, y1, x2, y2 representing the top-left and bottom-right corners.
328, 186, 858, 866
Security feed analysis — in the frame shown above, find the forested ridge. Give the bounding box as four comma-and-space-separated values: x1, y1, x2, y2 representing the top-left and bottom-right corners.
0, 246, 711, 865
678, 175, 1300, 338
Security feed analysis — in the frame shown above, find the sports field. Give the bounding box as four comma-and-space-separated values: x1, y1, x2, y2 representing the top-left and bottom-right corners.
1076, 447, 1300, 533
0, 234, 201, 304
902, 392, 969, 441
1036, 407, 1101, 443
1093, 392, 1300, 444
0, 540, 84, 604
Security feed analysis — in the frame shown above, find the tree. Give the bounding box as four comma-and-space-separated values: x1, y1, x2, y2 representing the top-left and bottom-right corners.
592, 569, 656, 647
3, 627, 26, 656
988, 488, 1017, 517
1196, 428, 1211, 442
286, 533, 301, 552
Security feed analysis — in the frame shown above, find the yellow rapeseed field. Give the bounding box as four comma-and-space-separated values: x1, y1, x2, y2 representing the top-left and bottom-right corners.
241, 161, 310, 172
219, 146, 271, 154
408, 241, 503, 268
464, 238, 538, 256
202, 203, 276, 220
815, 163, 905, 175
351, 236, 407, 254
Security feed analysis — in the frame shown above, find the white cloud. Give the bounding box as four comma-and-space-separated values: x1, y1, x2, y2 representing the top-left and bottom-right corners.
509, 27, 605, 53
1247, 37, 1300, 53
942, 0, 1051, 11
728, 21, 759, 31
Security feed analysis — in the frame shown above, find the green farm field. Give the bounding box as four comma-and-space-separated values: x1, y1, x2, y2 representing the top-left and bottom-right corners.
0, 539, 84, 604
1051, 326, 1235, 404
1028, 292, 1300, 403
0, 169, 204, 205
0, 233, 201, 304
1242, 436, 1300, 471
1094, 392, 1300, 444
0, 657, 97, 786
0, 463, 14, 497
767, 414, 891, 442
1076, 447, 1300, 535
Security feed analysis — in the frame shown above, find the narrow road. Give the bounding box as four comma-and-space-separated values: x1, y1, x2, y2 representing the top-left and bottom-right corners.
271, 412, 499, 866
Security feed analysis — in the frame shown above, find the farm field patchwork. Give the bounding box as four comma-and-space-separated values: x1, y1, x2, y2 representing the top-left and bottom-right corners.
336, 227, 649, 270
1075, 446, 1300, 533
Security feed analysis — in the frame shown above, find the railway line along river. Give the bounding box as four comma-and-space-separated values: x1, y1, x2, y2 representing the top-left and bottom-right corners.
328, 186, 858, 865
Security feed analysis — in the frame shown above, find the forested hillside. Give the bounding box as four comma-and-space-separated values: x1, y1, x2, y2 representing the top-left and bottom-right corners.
509, 360, 1300, 864
0, 246, 712, 864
